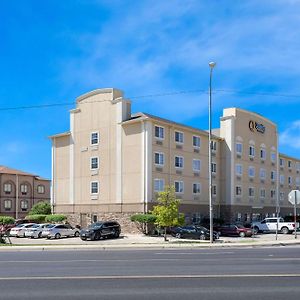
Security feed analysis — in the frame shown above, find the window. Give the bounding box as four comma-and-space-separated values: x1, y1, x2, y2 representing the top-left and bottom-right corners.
20, 184, 28, 194
193, 183, 201, 194
175, 131, 184, 143
296, 162, 300, 172
37, 185, 45, 194
249, 145, 255, 157
4, 183, 12, 193
296, 177, 300, 186
260, 168, 266, 179
280, 158, 284, 167
212, 185, 217, 196
288, 176, 292, 185
288, 160, 292, 168
154, 152, 164, 165
280, 175, 285, 185
271, 189, 276, 199
193, 159, 201, 172
21, 200, 28, 211
154, 179, 164, 192
236, 164, 243, 176
211, 141, 217, 152
155, 126, 164, 139
280, 191, 285, 201
248, 166, 255, 177
193, 136, 201, 148
91, 181, 99, 194
249, 187, 255, 197
175, 156, 184, 168
236, 143, 243, 155
271, 152, 276, 163
91, 157, 99, 170
91, 132, 99, 145
4, 199, 12, 211
174, 181, 184, 193
236, 186, 242, 196
260, 189, 266, 198
260, 148, 266, 160
271, 170, 276, 181
211, 162, 217, 174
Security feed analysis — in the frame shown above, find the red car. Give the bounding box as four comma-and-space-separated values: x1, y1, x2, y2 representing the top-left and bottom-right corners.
216, 224, 253, 237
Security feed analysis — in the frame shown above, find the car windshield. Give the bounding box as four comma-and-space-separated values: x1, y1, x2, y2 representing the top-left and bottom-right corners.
89, 222, 103, 229
236, 224, 245, 229
46, 224, 55, 228
31, 224, 40, 228
196, 226, 208, 231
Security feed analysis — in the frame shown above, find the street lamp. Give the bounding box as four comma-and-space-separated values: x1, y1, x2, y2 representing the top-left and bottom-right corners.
208, 61, 216, 243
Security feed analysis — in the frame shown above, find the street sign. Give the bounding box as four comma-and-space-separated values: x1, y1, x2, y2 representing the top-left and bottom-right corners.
288, 190, 300, 205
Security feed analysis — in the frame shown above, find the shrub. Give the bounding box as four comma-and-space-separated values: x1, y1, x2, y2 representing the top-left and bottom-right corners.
28, 202, 51, 215
0, 216, 15, 225
130, 213, 156, 234
45, 214, 67, 223
25, 214, 47, 223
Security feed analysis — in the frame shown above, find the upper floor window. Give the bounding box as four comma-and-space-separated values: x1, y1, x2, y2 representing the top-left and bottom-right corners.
4, 199, 12, 211
212, 185, 217, 196
296, 177, 300, 186
296, 162, 300, 172
4, 183, 12, 193
236, 164, 243, 176
288, 176, 292, 185
249, 145, 255, 157
211, 162, 217, 174
280, 175, 285, 185
175, 131, 184, 143
271, 189, 276, 199
175, 156, 184, 168
193, 136, 201, 148
155, 126, 164, 139
37, 185, 45, 194
91, 157, 99, 170
260, 188, 266, 198
192, 159, 201, 172
249, 187, 255, 197
91, 181, 99, 194
193, 183, 201, 194
235, 186, 242, 196
280, 191, 285, 201
20, 184, 28, 195
155, 152, 164, 165
260, 168, 266, 179
91, 132, 99, 145
236, 143, 243, 155
288, 160, 292, 169
20, 200, 28, 211
154, 179, 164, 192
271, 152, 276, 163
279, 158, 284, 167
260, 148, 266, 160
271, 170, 276, 181
174, 181, 184, 193
211, 141, 217, 152
248, 166, 255, 177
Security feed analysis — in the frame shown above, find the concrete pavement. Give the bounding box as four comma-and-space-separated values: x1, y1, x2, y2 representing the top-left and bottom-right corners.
1, 232, 300, 250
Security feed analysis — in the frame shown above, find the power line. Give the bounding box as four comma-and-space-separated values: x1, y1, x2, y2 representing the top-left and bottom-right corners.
0, 88, 299, 112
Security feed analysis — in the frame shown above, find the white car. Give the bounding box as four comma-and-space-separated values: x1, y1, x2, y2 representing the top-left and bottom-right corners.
25, 223, 52, 238
10, 223, 36, 237
44, 224, 80, 239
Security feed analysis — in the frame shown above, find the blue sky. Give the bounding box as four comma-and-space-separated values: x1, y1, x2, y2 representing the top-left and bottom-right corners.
1, 0, 300, 179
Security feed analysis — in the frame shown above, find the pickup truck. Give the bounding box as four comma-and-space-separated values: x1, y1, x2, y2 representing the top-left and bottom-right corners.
252, 217, 298, 234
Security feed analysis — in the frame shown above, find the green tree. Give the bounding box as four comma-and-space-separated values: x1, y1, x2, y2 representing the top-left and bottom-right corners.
152, 186, 184, 241
28, 201, 51, 215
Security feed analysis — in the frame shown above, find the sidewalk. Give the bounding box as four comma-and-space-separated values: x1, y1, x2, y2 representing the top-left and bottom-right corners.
1, 232, 300, 251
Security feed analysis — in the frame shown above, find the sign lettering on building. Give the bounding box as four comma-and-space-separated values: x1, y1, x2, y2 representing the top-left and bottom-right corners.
249, 120, 265, 134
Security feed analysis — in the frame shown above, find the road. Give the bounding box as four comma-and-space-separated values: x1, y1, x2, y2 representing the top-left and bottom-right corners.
0, 246, 300, 299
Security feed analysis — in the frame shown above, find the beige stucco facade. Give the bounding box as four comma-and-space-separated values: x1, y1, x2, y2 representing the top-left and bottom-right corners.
50, 88, 300, 229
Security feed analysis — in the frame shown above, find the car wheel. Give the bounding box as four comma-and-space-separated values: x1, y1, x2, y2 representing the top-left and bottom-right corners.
94, 232, 101, 240
239, 232, 246, 238
74, 231, 80, 237
281, 227, 289, 234
55, 233, 61, 239
199, 234, 206, 240
38, 232, 42, 238
114, 231, 120, 238
253, 226, 259, 235
175, 233, 181, 239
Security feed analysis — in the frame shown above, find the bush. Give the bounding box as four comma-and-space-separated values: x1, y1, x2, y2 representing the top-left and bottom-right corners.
28, 202, 51, 215
25, 214, 47, 223
45, 214, 67, 223
0, 216, 15, 224
130, 213, 156, 234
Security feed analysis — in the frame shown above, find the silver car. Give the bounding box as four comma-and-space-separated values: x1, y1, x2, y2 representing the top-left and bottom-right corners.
44, 224, 80, 239
25, 223, 52, 238
10, 223, 36, 237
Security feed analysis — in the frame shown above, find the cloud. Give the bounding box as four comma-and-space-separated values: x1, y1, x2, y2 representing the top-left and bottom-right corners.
280, 120, 300, 149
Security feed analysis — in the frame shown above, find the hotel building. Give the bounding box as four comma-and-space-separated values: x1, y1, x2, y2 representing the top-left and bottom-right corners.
50, 88, 300, 230
0, 166, 51, 219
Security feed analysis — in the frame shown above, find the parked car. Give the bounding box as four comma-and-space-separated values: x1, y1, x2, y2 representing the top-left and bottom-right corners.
25, 223, 52, 238
215, 224, 253, 237
252, 217, 299, 234
44, 224, 80, 239
80, 221, 121, 241
9, 223, 36, 237
170, 225, 219, 240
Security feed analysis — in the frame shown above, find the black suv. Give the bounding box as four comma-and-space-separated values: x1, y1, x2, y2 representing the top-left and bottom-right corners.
80, 221, 121, 241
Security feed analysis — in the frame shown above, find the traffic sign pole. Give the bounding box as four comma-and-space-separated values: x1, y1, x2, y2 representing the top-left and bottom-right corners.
294, 190, 297, 239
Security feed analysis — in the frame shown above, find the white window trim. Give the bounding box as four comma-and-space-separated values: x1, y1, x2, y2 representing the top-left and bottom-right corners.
154, 125, 165, 140
235, 185, 242, 196
192, 159, 201, 172
193, 135, 201, 148
90, 181, 99, 195
236, 164, 243, 176
248, 166, 255, 178
248, 187, 255, 198
271, 152, 276, 163
211, 140, 217, 152
236, 142, 243, 155
174, 181, 184, 194
260, 188, 266, 199
211, 162, 217, 174
260, 148, 266, 160
90, 156, 99, 170
154, 179, 165, 192
174, 130, 184, 144
249, 145, 255, 157
90, 131, 99, 145
193, 182, 201, 194
37, 185, 45, 194
212, 184, 217, 196
175, 156, 184, 169
260, 168, 266, 179
154, 152, 164, 166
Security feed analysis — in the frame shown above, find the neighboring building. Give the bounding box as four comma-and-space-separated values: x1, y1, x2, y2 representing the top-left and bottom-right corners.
50, 88, 299, 230
0, 166, 51, 219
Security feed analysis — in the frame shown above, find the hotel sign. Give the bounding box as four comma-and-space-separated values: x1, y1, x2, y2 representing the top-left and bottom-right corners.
249, 120, 265, 134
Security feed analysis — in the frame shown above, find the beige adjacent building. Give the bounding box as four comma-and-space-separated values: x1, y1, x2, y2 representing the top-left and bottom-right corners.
50, 88, 299, 230
0, 166, 50, 219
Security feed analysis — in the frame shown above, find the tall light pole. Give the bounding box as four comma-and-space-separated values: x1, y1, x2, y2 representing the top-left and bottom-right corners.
208, 61, 216, 243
